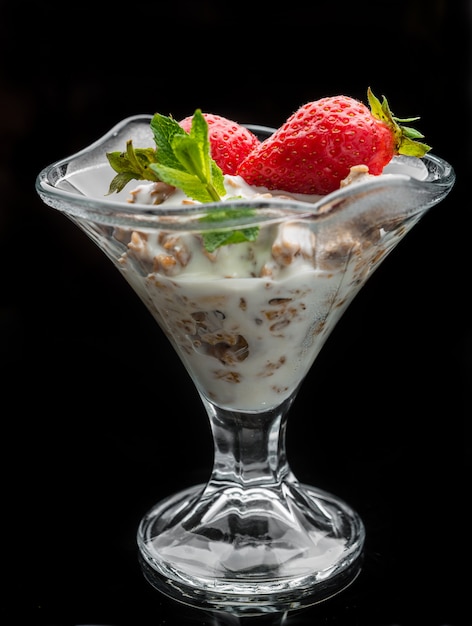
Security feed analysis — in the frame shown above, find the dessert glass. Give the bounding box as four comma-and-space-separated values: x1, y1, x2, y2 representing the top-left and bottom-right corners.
35, 114, 455, 615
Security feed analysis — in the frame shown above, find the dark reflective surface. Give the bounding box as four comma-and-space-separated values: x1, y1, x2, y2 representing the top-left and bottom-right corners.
1, 0, 470, 624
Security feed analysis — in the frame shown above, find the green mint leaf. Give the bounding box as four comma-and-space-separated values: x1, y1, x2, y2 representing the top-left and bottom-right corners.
149, 109, 226, 203
202, 227, 260, 253
150, 163, 220, 203
106, 143, 159, 194
199, 208, 260, 252
107, 171, 139, 194
149, 113, 187, 171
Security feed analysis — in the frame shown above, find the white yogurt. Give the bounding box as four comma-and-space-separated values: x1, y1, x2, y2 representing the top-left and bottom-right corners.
113, 163, 420, 410
117, 219, 392, 410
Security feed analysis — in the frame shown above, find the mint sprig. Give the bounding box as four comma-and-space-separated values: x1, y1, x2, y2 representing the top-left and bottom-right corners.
199, 208, 259, 253
106, 109, 226, 202
149, 110, 226, 203
106, 144, 160, 194
106, 109, 260, 251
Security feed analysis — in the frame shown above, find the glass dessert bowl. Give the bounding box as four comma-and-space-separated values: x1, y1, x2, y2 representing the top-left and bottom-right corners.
35, 114, 455, 615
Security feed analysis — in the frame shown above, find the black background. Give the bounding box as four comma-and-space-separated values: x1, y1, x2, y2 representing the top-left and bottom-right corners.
1, 1, 470, 624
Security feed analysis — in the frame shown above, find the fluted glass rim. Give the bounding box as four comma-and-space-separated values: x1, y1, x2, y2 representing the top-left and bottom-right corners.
35, 114, 456, 230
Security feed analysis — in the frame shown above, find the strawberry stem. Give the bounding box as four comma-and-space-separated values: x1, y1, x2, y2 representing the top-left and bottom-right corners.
367, 87, 431, 157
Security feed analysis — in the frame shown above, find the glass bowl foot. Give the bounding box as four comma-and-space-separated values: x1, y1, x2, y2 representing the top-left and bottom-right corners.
137, 483, 365, 615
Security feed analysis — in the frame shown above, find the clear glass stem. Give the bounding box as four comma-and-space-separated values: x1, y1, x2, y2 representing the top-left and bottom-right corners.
202, 394, 295, 489
137, 393, 365, 613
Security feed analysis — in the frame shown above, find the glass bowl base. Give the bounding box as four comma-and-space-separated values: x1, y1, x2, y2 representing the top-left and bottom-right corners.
137, 483, 365, 615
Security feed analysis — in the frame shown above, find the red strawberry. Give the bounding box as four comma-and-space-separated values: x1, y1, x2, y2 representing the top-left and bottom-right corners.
236, 88, 431, 195
179, 113, 261, 176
